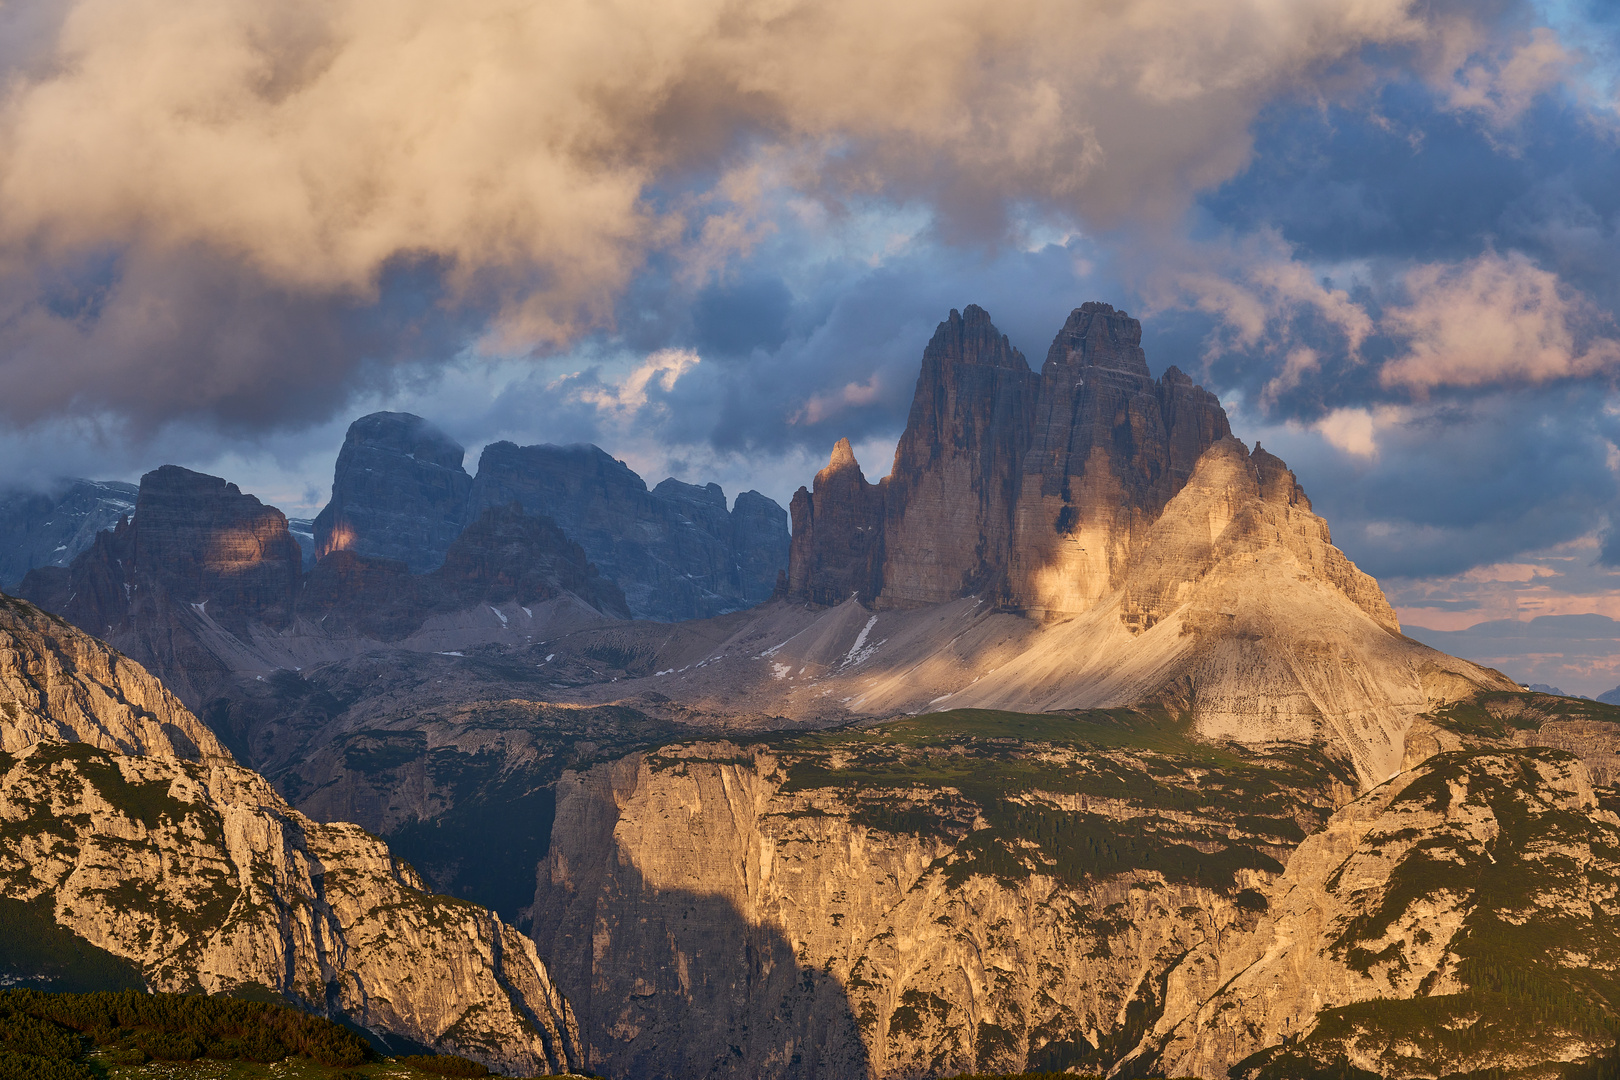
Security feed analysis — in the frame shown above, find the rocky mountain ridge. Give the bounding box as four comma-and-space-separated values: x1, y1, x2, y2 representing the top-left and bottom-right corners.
0, 480, 138, 592
0, 592, 585, 1076
526, 303, 1509, 786
318, 412, 789, 621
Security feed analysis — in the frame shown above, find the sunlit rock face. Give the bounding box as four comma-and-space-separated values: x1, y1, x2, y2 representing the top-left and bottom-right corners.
0, 593, 584, 1077
313, 411, 474, 573
1010, 303, 1232, 616
17, 465, 302, 704
785, 302, 1233, 615
773, 302, 1502, 784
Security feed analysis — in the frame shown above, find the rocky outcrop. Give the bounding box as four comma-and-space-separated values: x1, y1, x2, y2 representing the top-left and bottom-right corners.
1146, 743, 1620, 1079
534, 696, 1620, 1080
1006, 302, 1232, 615
880, 305, 1039, 606
785, 302, 1237, 616
18, 466, 304, 704
0, 480, 137, 591
0, 593, 584, 1076
312, 412, 474, 573
786, 439, 886, 606
469, 441, 787, 621
0, 593, 226, 762
731, 490, 792, 607
533, 720, 1356, 1079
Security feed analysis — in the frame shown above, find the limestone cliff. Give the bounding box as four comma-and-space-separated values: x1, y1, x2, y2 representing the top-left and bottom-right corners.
19, 465, 304, 704
532, 714, 1357, 1079
0, 592, 584, 1076
469, 441, 789, 621
534, 696, 1620, 1080
301, 502, 631, 640
1009, 302, 1232, 616
1144, 702, 1620, 1078
0, 594, 225, 762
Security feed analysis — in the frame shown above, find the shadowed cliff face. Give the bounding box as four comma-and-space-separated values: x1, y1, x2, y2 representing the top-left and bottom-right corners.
788, 439, 886, 607
533, 749, 871, 1080
881, 304, 1039, 607
534, 720, 1356, 1079
0, 480, 138, 592
471, 442, 788, 620
301, 502, 632, 640
313, 411, 474, 573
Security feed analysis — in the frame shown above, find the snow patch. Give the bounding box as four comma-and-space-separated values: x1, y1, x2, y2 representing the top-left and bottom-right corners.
840, 616, 883, 668
489, 605, 509, 626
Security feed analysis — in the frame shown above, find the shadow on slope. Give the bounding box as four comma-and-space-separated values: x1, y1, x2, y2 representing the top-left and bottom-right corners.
538, 864, 869, 1080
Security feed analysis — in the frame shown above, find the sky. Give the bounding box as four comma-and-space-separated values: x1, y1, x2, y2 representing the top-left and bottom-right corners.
1, 0, 1619, 691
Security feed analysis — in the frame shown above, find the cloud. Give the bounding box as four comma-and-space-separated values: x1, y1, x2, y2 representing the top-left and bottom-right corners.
577, 348, 702, 418
0, 0, 1546, 437
1315, 407, 1379, 458
1380, 250, 1620, 389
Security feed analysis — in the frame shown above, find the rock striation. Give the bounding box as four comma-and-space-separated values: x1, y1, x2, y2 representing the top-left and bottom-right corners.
881, 305, 1039, 606
535, 695, 1620, 1080
470, 441, 787, 620
0, 592, 584, 1076
1010, 303, 1232, 616
313, 412, 474, 573
0, 480, 138, 591
532, 719, 1354, 1079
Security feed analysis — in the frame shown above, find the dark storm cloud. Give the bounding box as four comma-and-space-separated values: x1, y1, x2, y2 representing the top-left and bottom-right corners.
0, 247, 476, 434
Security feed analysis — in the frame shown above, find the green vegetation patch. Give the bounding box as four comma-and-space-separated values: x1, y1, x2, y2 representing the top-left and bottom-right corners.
0, 989, 371, 1070
397, 1053, 489, 1076
748, 707, 1348, 894
1425, 691, 1620, 741
1269, 746, 1620, 1078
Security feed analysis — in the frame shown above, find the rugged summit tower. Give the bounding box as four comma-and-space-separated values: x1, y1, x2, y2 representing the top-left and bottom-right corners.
787, 302, 1232, 615
881, 304, 1039, 606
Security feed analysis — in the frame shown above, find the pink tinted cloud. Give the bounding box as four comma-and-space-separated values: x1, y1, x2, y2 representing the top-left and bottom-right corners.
1380, 251, 1620, 391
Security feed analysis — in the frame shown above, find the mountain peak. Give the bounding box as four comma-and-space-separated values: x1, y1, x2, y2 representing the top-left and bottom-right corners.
1044, 300, 1150, 376
824, 437, 862, 478
923, 304, 1029, 372
343, 411, 466, 471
